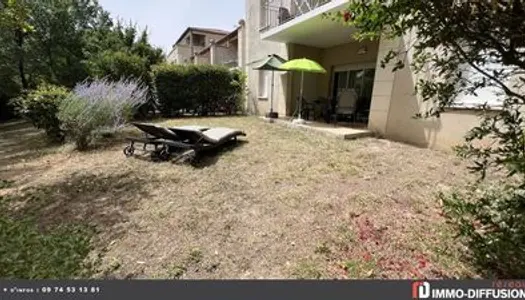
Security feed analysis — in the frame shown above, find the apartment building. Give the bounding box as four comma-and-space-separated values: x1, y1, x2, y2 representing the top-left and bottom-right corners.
167, 27, 230, 64
194, 20, 247, 68
167, 22, 247, 69
244, 0, 507, 150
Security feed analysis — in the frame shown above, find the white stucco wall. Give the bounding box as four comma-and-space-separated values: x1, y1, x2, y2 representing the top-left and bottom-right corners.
195, 52, 210, 64
246, 0, 291, 116
367, 36, 401, 134
168, 44, 192, 64
214, 44, 238, 65
370, 33, 501, 151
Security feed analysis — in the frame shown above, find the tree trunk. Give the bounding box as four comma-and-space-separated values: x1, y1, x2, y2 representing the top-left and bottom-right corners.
15, 29, 28, 89
47, 42, 56, 82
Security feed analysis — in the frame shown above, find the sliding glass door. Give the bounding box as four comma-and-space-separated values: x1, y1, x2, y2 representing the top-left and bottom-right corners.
332, 63, 376, 123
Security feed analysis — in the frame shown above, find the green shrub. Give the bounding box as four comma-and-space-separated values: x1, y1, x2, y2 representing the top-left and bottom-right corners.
230, 69, 247, 114
12, 85, 70, 142
58, 96, 112, 150
58, 78, 148, 150
441, 183, 525, 277
152, 64, 245, 117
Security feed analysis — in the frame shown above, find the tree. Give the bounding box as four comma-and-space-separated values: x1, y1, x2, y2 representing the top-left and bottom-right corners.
0, 0, 33, 119
33, 0, 104, 87
85, 22, 165, 117
0, 0, 34, 89
330, 0, 525, 277
0, 0, 103, 90
133, 29, 165, 67
0, 0, 164, 120
88, 50, 147, 81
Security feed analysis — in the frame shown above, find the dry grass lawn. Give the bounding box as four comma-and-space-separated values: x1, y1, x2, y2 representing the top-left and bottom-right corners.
0, 116, 478, 279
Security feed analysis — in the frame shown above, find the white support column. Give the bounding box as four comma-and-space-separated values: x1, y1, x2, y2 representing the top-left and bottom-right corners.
210, 39, 217, 65
237, 19, 246, 68
368, 35, 402, 135
189, 32, 194, 57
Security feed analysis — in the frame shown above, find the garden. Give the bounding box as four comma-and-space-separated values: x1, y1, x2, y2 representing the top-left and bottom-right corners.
1, 0, 525, 280
0, 115, 479, 279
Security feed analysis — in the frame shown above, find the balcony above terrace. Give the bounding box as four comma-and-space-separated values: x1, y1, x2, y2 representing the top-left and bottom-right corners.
259, 0, 356, 48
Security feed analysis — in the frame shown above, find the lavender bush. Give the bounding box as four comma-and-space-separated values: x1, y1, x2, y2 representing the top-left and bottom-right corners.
58, 78, 148, 150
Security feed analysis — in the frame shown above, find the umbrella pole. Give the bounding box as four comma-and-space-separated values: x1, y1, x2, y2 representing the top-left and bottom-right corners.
270, 71, 274, 114
298, 71, 304, 120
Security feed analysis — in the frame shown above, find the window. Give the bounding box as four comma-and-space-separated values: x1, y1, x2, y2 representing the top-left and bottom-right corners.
337, 72, 348, 90
451, 62, 504, 109
193, 34, 205, 47
258, 71, 269, 99
333, 67, 375, 100
332, 65, 376, 121
260, 0, 272, 30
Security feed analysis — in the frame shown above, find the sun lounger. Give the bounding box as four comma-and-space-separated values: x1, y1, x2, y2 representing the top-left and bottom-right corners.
158, 127, 247, 163
123, 122, 210, 158
124, 125, 246, 162
123, 123, 245, 162
163, 127, 245, 147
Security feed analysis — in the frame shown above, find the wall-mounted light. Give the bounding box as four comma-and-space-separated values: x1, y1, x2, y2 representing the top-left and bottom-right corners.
357, 46, 368, 55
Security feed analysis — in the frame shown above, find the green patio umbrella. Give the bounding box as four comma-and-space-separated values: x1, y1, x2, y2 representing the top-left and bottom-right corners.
279, 58, 326, 124
251, 54, 287, 118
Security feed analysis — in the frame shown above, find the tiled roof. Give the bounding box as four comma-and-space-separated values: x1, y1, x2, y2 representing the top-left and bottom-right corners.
190, 27, 230, 35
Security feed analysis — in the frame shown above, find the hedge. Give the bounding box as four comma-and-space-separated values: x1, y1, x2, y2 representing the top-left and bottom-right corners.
152, 64, 245, 117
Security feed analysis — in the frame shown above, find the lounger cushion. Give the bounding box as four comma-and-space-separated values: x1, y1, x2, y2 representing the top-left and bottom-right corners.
168, 126, 245, 144
132, 123, 178, 140
132, 122, 209, 141
201, 127, 245, 143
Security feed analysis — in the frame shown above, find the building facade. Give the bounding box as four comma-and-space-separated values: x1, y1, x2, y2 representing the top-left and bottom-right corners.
167, 27, 230, 64
167, 22, 247, 70
194, 20, 247, 69
244, 0, 507, 150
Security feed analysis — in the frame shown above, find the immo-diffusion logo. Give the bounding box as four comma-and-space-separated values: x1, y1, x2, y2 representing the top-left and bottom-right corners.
412, 281, 525, 299
413, 281, 430, 299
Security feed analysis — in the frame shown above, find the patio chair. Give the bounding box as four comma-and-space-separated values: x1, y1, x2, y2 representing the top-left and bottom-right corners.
123, 122, 209, 159
311, 97, 327, 121
331, 89, 358, 124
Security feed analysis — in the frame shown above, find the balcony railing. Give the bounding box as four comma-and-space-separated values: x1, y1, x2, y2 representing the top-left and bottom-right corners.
260, 0, 332, 32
